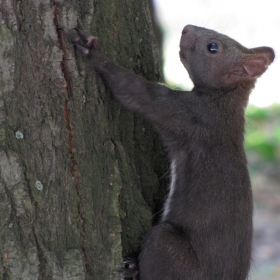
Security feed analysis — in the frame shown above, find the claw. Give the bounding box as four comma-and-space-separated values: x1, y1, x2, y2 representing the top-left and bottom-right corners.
73, 28, 88, 38
58, 27, 82, 43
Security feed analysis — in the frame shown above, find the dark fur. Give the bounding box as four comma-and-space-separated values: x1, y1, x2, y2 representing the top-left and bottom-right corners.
60, 25, 274, 279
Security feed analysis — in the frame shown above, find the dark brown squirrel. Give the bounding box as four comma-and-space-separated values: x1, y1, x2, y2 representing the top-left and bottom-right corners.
60, 25, 275, 280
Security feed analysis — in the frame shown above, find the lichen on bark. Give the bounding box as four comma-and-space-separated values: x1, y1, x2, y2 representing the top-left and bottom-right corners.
0, 0, 167, 279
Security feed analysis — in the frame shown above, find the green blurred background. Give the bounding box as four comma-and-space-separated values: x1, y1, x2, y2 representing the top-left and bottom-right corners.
246, 105, 280, 280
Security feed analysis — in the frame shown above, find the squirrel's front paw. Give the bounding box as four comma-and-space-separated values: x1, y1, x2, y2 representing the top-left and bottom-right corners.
58, 27, 99, 56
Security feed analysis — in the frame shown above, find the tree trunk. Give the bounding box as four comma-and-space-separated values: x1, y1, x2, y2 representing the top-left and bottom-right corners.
0, 1, 168, 279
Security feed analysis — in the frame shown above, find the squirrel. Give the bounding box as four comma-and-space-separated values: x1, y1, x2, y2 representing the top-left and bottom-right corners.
59, 25, 274, 280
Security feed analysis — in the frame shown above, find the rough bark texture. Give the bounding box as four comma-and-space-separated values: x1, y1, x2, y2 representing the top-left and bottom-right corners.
0, 0, 168, 279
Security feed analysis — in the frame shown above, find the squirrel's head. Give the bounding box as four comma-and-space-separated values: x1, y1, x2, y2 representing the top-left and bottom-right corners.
179, 25, 275, 90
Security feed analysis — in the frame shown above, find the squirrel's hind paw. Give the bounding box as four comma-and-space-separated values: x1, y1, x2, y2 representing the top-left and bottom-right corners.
115, 257, 139, 279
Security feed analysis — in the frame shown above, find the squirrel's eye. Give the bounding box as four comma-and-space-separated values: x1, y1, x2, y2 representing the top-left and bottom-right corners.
207, 43, 218, 53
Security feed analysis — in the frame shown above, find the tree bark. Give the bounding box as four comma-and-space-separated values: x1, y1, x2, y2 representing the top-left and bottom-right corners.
0, 0, 167, 279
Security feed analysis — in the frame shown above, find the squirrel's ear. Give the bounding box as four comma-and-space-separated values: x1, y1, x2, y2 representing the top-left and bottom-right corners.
251, 47, 275, 64
243, 47, 275, 79
243, 56, 269, 79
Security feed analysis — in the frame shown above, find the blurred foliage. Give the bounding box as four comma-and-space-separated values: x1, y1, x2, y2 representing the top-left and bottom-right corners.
245, 104, 280, 161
